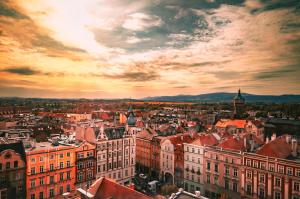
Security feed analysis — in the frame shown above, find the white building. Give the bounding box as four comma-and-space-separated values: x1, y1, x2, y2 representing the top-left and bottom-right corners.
183, 134, 218, 193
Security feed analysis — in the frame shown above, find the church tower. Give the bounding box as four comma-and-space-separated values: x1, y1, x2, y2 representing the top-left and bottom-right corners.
233, 89, 245, 118
125, 105, 137, 135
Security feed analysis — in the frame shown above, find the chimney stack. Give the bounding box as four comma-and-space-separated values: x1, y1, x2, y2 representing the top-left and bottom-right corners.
292, 138, 298, 157
266, 137, 269, 144
195, 191, 201, 198
271, 133, 276, 141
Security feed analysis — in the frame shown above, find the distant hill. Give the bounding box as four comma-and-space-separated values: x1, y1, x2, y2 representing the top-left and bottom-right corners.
141, 93, 300, 103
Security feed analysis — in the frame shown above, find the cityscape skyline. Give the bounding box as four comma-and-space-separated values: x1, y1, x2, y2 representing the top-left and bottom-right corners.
0, 0, 300, 98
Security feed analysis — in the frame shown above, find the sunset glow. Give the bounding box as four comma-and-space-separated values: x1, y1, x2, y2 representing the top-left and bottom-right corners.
0, 0, 299, 98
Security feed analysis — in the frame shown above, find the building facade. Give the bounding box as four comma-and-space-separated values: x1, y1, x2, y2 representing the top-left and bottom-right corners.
0, 142, 26, 199
75, 141, 96, 189
26, 142, 76, 199
96, 126, 136, 186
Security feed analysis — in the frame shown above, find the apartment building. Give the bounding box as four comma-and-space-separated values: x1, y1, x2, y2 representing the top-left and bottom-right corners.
26, 141, 76, 199
96, 126, 136, 186
184, 134, 218, 194
0, 142, 26, 199
242, 135, 300, 199
75, 141, 96, 189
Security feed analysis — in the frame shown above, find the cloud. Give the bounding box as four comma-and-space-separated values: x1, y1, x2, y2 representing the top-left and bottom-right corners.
2, 67, 40, 75
102, 71, 160, 82
0, 1, 28, 19
122, 12, 163, 31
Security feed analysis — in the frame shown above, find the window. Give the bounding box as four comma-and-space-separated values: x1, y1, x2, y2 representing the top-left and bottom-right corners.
233, 168, 238, 177
260, 162, 266, 170
207, 162, 210, 170
0, 163, 2, 171
31, 158, 35, 163
278, 166, 284, 174
207, 174, 210, 183
60, 162, 63, 169
30, 194, 35, 199
253, 161, 258, 168
49, 189, 54, 198
67, 184, 70, 192
60, 173, 64, 181
275, 177, 281, 187
31, 167, 35, 174
296, 170, 300, 177
50, 154, 54, 160
247, 170, 252, 179
6, 162, 10, 169
246, 159, 251, 166
50, 164, 54, 171
225, 179, 229, 189
269, 164, 274, 172
39, 192, 43, 199
39, 177, 44, 185
246, 184, 252, 195
214, 164, 219, 173
67, 171, 71, 180
59, 186, 63, 195
14, 161, 18, 168
259, 187, 265, 198
233, 182, 238, 192
67, 152, 70, 157
40, 157, 44, 162
50, 176, 54, 183
214, 176, 218, 185
294, 182, 299, 191
67, 161, 70, 168
225, 166, 229, 175
40, 166, 44, 173
274, 191, 281, 199
30, 180, 35, 188
259, 174, 265, 183
77, 172, 83, 181
287, 167, 293, 176
60, 153, 64, 158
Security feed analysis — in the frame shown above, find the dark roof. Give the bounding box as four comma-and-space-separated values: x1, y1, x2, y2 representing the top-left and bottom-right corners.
0, 141, 26, 163
104, 127, 125, 140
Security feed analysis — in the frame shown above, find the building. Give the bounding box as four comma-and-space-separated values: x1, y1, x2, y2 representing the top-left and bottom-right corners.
160, 133, 199, 187
242, 135, 300, 199
184, 134, 219, 194
215, 119, 247, 134
26, 141, 76, 199
233, 89, 245, 119
75, 141, 96, 189
95, 125, 136, 186
0, 141, 26, 199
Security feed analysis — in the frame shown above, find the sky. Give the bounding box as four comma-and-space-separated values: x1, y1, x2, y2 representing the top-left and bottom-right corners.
0, 0, 299, 99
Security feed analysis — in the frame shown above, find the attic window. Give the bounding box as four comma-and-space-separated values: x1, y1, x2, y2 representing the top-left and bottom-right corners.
4, 152, 11, 159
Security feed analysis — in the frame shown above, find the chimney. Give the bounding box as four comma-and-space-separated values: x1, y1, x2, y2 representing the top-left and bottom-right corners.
286, 135, 292, 144
266, 137, 269, 144
292, 138, 298, 157
195, 191, 201, 198
271, 133, 276, 141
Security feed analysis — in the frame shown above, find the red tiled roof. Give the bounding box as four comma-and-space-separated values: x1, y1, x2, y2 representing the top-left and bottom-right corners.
137, 128, 157, 140
216, 119, 247, 129
92, 177, 151, 199
191, 134, 218, 146
256, 135, 292, 158
218, 136, 245, 151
